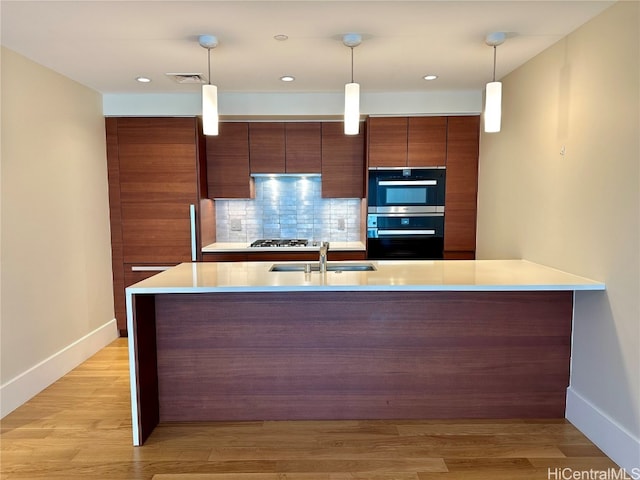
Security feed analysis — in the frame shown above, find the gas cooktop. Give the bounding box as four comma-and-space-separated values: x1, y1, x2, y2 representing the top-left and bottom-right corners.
250, 239, 318, 248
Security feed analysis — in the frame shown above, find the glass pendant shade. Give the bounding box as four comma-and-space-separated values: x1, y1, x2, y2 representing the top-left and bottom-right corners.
202, 84, 219, 136
344, 82, 360, 135
484, 81, 502, 133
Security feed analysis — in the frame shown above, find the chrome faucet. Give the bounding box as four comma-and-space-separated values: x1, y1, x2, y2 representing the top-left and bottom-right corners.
318, 241, 329, 273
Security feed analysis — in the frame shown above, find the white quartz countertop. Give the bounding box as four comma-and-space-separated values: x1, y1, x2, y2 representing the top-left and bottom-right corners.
202, 241, 366, 253
126, 260, 605, 294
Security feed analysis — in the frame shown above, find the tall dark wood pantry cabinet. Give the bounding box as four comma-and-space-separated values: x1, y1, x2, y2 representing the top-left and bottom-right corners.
106, 117, 207, 334
444, 116, 480, 259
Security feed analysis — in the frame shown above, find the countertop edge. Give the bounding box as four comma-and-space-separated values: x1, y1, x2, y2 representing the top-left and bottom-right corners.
127, 283, 606, 295
125, 260, 606, 295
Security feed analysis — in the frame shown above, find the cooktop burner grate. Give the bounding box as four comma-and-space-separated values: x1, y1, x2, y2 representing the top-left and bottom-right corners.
250, 239, 310, 248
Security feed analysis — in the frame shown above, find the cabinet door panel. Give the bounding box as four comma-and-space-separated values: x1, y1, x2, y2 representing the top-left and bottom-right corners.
321, 122, 365, 198
444, 251, 476, 260
117, 143, 197, 264
120, 207, 191, 264
249, 123, 286, 173
285, 123, 321, 173
118, 144, 198, 203
444, 116, 480, 253
207, 123, 253, 199
367, 117, 408, 167
248, 252, 318, 261
407, 117, 447, 167
116, 117, 196, 144
444, 209, 478, 252
202, 253, 249, 262
328, 251, 367, 261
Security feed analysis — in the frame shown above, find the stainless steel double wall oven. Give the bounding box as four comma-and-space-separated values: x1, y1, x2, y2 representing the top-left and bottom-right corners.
367, 167, 445, 260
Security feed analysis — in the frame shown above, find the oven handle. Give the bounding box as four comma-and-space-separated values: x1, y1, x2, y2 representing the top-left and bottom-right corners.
378, 180, 437, 186
368, 211, 444, 217
377, 229, 436, 236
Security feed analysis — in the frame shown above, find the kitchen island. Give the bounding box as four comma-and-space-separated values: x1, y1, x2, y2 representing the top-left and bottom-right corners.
126, 260, 604, 445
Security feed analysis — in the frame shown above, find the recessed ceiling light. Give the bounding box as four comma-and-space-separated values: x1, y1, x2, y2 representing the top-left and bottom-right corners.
274, 34, 289, 41
423, 75, 438, 81
136, 76, 152, 83
280, 75, 295, 82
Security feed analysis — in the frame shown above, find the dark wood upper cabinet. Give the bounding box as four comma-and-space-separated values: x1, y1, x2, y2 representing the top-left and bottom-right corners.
248, 122, 321, 174
114, 117, 197, 144
206, 122, 254, 199
367, 117, 408, 167
249, 122, 286, 173
444, 115, 480, 255
321, 122, 365, 198
407, 116, 447, 167
285, 122, 321, 173
368, 116, 448, 168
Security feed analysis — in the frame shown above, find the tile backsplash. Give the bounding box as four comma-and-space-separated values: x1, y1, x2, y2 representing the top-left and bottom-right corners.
215, 176, 361, 243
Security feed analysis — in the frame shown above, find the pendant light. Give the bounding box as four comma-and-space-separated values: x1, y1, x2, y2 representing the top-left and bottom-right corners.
343, 33, 362, 135
199, 34, 219, 136
484, 32, 506, 133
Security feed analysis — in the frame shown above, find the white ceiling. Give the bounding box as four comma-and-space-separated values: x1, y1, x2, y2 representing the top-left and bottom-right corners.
1, 1, 614, 96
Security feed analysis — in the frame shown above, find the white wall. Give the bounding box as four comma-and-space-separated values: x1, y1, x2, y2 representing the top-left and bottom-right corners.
477, 2, 639, 470
1, 47, 117, 416
103, 90, 482, 117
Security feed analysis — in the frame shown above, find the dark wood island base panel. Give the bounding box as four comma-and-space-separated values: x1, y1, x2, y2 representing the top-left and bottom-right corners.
131, 290, 573, 444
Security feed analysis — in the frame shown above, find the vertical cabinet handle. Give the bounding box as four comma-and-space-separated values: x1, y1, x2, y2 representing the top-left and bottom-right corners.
190, 204, 197, 262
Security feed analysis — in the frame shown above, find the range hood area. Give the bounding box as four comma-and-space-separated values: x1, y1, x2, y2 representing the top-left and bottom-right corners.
214, 175, 361, 244
250, 173, 321, 178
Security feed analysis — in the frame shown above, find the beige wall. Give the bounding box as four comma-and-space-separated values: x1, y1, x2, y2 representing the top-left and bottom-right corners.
1, 48, 115, 386
477, 1, 639, 465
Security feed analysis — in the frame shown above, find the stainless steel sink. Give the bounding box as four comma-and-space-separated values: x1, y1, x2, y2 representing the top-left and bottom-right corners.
270, 262, 376, 272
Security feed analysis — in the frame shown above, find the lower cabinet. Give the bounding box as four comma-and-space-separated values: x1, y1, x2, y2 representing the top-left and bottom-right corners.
202, 253, 249, 262
329, 251, 366, 261
203, 251, 366, 262
443, 251, 475, 260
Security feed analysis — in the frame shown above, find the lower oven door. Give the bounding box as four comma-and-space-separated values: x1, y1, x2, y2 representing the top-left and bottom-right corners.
367, 236, 444, 260
366, 214, 444, 260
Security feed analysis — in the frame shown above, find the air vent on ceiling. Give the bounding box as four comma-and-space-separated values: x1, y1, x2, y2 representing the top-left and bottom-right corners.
165, 73, 207, 84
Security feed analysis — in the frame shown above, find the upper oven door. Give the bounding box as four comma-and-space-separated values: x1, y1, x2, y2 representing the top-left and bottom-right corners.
368, 168, 445, 212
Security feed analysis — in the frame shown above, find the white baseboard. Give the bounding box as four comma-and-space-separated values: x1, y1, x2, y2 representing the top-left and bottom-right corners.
0, 319, 119, 418
566, 386, 640, 472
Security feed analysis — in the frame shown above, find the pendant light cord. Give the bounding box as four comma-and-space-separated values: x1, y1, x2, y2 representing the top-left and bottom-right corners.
492, 45, 497, 82
207, 48, 212, 86
350, 46, 354, 83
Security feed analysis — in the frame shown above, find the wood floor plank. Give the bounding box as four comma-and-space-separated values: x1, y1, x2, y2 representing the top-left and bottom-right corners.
418, 458, 540, 479
0, 338, 621, 480
152, 474, 420, 480
557, 444, 609, 457
152, 475, 333, 480
273, 458, 447, 474
528, 457, 621, 469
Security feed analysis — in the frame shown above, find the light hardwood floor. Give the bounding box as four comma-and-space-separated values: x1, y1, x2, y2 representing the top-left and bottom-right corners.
1, 338, 618, 480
